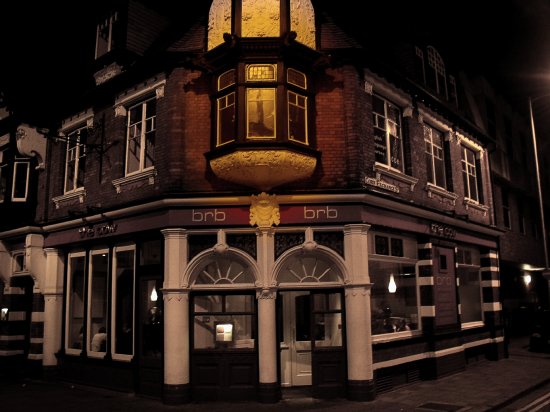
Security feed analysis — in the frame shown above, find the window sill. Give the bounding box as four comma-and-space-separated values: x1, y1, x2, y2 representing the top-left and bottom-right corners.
425, 183, 459, 205
372, 329, 421, 343
373, 162, 418, 191
52, 188, 86, 209
112, 169, 157, 194
461, 321, 484, 330
463, 198, 489, 216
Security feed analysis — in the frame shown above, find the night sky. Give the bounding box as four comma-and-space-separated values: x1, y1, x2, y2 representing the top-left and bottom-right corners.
1, 0, 550, 126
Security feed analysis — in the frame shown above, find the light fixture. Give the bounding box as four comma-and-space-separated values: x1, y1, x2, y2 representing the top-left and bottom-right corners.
1, 307, 8, 321
150, 286, 158, 302
523, 273, 532, 287
388, 274, 397, 293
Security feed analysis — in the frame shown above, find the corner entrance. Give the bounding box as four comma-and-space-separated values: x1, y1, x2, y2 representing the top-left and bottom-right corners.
278, 290, 346, 398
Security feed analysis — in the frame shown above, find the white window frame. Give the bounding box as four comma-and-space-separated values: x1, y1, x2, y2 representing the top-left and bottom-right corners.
125, 97, 156, 176
427, 46, 448, 98
287, 90, 308, 144
111, 244, 136, 361
63, 126, 87, 194
11, 159, 30, 202
372, 94, 405, 172
87, 248, 110, 358
461, 145, 480, 203
424, 124, 446, 189
65, 251, 87, 356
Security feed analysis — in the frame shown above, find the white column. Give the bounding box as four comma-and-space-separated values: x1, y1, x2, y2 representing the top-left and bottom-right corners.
43, 248, 64, 367
343, 224, 374, 400
257, 289, 277, 384
161, 229, 189, 387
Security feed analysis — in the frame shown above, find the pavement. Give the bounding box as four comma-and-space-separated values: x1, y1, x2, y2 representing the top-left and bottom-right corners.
1, 336, 549, 412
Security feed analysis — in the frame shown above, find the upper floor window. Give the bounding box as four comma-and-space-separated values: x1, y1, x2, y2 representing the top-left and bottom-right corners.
64, 127, 88, 193
214, 64, 310, 148
126, 97, 156, 175
12, 154, 30, 202
424, 124, 447, 188
0, 147, 8, 202
372, 94, 403, 171
426, 46, 447, 98
95, 11, 118, 59
461, 146, 481, 202
501, 188, 511, 229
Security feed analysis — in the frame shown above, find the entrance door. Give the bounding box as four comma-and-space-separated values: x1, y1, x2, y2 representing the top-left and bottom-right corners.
280, 291, 312, 386
279, 290, 346, 396
136, 272, 163, 397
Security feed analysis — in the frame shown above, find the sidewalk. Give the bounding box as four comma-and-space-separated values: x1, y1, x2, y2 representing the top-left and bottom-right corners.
1, 336, 549, 412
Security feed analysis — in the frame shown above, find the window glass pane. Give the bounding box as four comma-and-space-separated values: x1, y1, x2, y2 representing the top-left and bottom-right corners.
458, 266, 482, 323
142, 279, 163, 357
218, 69, 236, 91
288, 91, 307, 144
287, 68, 307, 89
314, 313, 342, 347
247, 88, 275, 138
88, 252, 109, 352
375, 235, 389, 255
68, 255, 86, 350
218, 93, 236, 146
114, 249, 134, 355
246, 64, 276, 81
313, 293, 341, 311
226, 294, 254, 312
126, 99, 156, 174
12, 162, 29, 200
370, 260, 418, 335
194, 295, 223, 313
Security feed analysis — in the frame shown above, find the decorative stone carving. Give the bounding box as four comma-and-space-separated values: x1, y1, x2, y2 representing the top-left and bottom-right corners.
403, 106, 414, 118
290, 0, 316, 49
209, 149, 317, 190
94, 62, 123, 85
114, 105, 127, 117
208, 0, 232, 51
250, 192, 280, 229
242, 0, 280, 38
364, 81, 374, 95
155, 85, 165, 99
15, 124, 47, 169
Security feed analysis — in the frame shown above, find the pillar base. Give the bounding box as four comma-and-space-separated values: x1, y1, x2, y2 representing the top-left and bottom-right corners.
347, 379, 375, 402
258, 382, 280, 403
163, 383, 191, 405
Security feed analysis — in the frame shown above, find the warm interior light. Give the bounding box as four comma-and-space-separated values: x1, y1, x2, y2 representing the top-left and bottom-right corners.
523, 274, 532, 287
1, 307, 8, 321
150, 286, 158, 302
388, 274, 397, 293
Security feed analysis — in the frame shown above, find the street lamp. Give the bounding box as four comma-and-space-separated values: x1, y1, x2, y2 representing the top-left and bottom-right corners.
528, 97, 550, 288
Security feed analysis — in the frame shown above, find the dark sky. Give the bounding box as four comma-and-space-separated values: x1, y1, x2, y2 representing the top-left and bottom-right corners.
2, 0, 550, 123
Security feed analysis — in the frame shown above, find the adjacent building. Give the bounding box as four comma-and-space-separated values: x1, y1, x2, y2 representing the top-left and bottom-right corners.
0, 0, 516, 404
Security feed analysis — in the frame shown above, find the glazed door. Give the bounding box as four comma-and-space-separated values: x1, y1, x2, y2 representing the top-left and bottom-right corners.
136, 273, 163, 397
280, 291, 312, 386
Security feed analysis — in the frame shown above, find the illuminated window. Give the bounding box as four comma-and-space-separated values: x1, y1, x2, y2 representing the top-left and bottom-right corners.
288, 91, 307, 143
246, 64, 276, 81
372, 95, 404, 171
247, 88, 276, 139
217, 93, 236, 146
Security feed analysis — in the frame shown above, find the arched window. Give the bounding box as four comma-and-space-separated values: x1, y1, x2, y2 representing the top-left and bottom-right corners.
276, 249, 343, 285
427, 46, 448, 98
191, 252, 256, 287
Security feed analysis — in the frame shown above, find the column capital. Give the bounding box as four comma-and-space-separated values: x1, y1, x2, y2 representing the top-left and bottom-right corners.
161, 228, 187, 239
256, 288, 277, 300
344, 224, 371, 235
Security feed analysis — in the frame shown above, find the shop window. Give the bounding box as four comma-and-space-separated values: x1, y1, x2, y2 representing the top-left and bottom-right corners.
193, 294, 256, 350
141, 278, 163, 358
372, 94, 404, 171
87, 249, 109, 356
369, 233, 419, 337
112, 245, 135, 358
65, 252, 86, 354
457, 247, 483, 325
125, 97, 156, 176
312, 292, 343, 347
64, 126, 88, 193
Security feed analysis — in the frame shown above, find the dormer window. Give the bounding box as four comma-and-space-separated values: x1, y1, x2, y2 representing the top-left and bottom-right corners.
95, 11, 118, 59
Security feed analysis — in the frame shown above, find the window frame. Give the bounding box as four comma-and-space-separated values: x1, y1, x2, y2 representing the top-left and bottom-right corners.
372, 94, 405, 172
457, 246, 484, 328
65, 251, 87, 356
125, 96, 157, 176
63, 126, 88, 194
11, 158, 30, 202
86, 248, 110, 358
95, 11, 118, 59
111, 244, 136, 361
423, 123, 447, 189
461, 145, 481, 203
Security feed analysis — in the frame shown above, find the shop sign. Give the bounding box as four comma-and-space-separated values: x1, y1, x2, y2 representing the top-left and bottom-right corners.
78, 223, 118, 238
430, 222, 456, 238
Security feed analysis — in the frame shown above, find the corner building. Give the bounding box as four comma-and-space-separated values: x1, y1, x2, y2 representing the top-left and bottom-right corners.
4, 0, 505, 404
